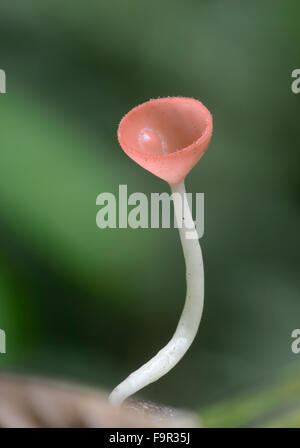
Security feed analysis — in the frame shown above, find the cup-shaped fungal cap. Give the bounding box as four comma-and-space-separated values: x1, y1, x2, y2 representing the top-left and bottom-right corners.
118, 97, 213, 185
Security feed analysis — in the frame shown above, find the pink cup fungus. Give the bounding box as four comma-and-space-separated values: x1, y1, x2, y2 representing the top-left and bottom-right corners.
109, 97, 213, 406
118, 97, 212, 185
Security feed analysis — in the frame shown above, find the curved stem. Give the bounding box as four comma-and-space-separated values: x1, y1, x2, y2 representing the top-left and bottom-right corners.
109, 180, 204, 406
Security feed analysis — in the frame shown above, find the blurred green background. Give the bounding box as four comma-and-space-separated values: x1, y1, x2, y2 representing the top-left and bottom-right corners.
0, 0, 300, 423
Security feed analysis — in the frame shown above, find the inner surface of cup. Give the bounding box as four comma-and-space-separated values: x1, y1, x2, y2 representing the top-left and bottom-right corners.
120, 98, 208, 157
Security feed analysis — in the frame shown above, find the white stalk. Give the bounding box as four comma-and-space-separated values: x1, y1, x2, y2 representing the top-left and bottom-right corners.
109, 180, 204, 406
